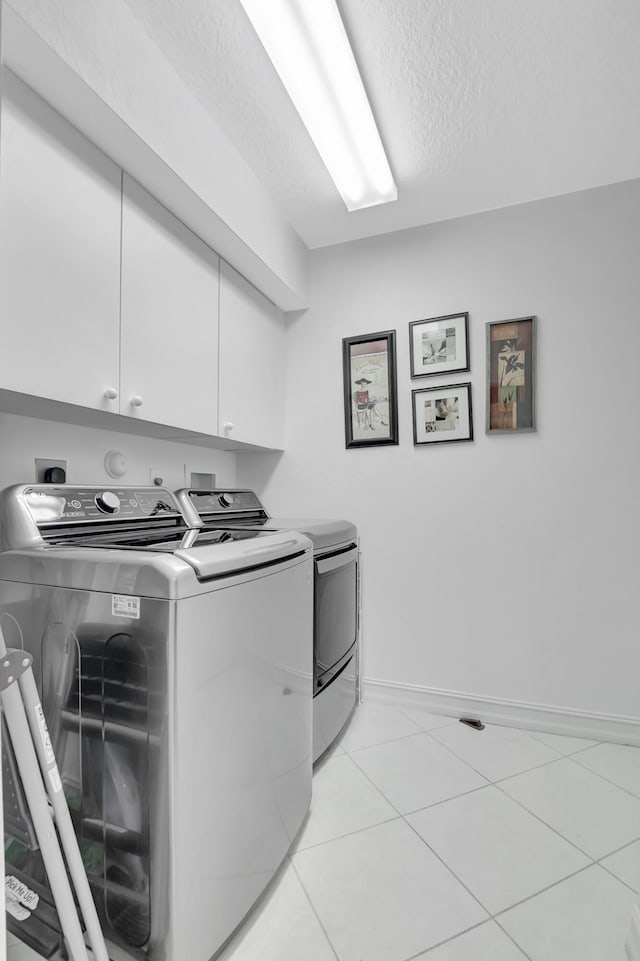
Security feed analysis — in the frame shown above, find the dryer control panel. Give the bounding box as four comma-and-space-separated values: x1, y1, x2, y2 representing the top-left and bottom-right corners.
187, 489, 266, 517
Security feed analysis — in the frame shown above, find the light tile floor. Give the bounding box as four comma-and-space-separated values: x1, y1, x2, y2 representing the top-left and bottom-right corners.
7, 701, 640, 961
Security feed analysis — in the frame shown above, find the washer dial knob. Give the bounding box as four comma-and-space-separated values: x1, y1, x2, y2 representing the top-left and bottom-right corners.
95, 491, 120, 514
219, 492, 235, 508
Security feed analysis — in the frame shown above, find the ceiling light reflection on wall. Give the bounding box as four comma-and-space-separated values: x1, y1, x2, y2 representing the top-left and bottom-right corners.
238, 0, 397, 212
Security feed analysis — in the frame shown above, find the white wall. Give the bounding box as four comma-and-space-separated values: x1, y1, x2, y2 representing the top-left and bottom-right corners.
239, 179, 640, 722
0, 412, 237, 491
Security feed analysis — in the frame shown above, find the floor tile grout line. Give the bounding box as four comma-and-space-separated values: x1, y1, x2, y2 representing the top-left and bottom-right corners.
345, 745, 419, 818
568, 752, 640, 801
407, 810, 600, 923
595, 833, 640, 862
524, 728, 598, 754
344, 734, 493, 822
493, 921, 535, 961
428, 728, 566, 784
598, 858, 639, 894
490, 777, 601, 861
341, 725, 442, 755
331, 740, 412, 819
491, 861, 605, 920
491, 752, 587, 786
498, 748, 640, 804
397, 919, 498, 961
400, 781, 492, 818
438, 721, 640, 803
402, 815, 493, 919
293, 813, 402, 854
296, 793, 602, 955
343, 722, 598, 852
492, 754, 640, 856
287, 855, 342, 961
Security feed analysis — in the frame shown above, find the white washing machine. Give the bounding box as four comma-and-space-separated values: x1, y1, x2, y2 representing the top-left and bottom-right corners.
0, 484, 313, 961
175, 489, 359, 762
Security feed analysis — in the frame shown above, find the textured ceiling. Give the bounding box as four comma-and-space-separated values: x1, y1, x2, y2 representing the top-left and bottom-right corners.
123, 0, 640, 249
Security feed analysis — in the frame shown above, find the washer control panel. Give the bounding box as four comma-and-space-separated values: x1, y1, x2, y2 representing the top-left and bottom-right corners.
23, 486, 182, 526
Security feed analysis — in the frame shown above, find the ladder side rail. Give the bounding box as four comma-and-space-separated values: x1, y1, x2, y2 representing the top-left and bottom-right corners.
0, 670, 91, 961
17, 667, 109, 961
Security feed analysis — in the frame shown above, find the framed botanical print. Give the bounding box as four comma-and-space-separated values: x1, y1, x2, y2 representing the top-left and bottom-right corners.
486, 316, 536, 433
412, 382, 474, 445
409, 312, 470, 378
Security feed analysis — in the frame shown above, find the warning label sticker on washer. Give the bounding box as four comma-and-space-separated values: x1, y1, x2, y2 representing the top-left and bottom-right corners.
112, 594, 140, 619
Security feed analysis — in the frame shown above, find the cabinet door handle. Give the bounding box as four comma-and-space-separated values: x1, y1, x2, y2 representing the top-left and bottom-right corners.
104, 387, 118, 400
130, 395, 144, 407
223, 422, 234, 432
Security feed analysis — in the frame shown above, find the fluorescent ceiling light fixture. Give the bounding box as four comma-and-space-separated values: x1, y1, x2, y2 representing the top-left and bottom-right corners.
238, 0, 397, 212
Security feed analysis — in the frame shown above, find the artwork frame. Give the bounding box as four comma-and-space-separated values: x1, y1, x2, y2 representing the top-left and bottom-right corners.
409, 312, 470, 378
412, 382, 474, 446
486, 316, 537, 434
342, 330, 398, 449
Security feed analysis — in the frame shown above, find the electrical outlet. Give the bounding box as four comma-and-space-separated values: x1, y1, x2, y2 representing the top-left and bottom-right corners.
35, 458, 68, 483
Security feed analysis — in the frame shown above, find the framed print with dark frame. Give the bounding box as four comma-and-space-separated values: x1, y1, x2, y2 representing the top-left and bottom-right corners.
409, 312, 470, 378
412, 382, 473, 445
486, 316, 536, 433
342, 330, 398, 448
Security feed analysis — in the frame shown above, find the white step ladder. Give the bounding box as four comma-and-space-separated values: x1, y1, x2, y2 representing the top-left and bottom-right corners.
0, 623, 109, 961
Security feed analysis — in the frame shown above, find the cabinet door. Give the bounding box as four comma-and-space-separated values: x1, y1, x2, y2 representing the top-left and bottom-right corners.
219, 261, 285, 449
0, 73, 121, 410
120, 175, 219, 434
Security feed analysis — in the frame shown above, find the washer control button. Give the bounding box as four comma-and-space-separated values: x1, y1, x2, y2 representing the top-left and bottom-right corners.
95, 491, 121, 514
219, 493, 235, 508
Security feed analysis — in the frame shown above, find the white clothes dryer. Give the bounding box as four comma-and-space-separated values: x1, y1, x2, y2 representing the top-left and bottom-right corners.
175, 489, 359, 762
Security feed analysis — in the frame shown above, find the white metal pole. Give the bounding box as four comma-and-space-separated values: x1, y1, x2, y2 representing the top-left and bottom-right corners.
1, 0, 7, 951
1, 691, 6, 960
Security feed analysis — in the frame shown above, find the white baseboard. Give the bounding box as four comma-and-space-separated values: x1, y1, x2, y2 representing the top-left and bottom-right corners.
626, 901, 640, 960
363, 677, 640, 746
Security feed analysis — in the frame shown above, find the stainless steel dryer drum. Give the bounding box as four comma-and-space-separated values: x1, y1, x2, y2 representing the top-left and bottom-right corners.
175, 488, 360, 762
0, 484, 314, 961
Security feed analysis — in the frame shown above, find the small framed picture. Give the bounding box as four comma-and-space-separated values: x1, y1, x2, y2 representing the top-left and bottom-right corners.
342, 330, 398, 449
409, 312, 470, 378
486, 316, 536, 433
412, 382, 473, 445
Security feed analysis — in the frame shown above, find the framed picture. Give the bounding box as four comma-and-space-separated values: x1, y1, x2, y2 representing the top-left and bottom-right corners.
412, 382, 473, 445
409, 312, 470, 378
486, 316, 536, 433
342, 330, 398, 448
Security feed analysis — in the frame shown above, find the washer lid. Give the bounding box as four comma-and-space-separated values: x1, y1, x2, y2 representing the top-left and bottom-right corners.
174, 530, 310, 580
54, 526, 310, 580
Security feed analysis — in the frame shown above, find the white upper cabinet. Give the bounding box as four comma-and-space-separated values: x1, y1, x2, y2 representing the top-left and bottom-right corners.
0, 76, 283, 448
0, 73, 121, 410
218, 260, 285, 449
120, 174, 219, 435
